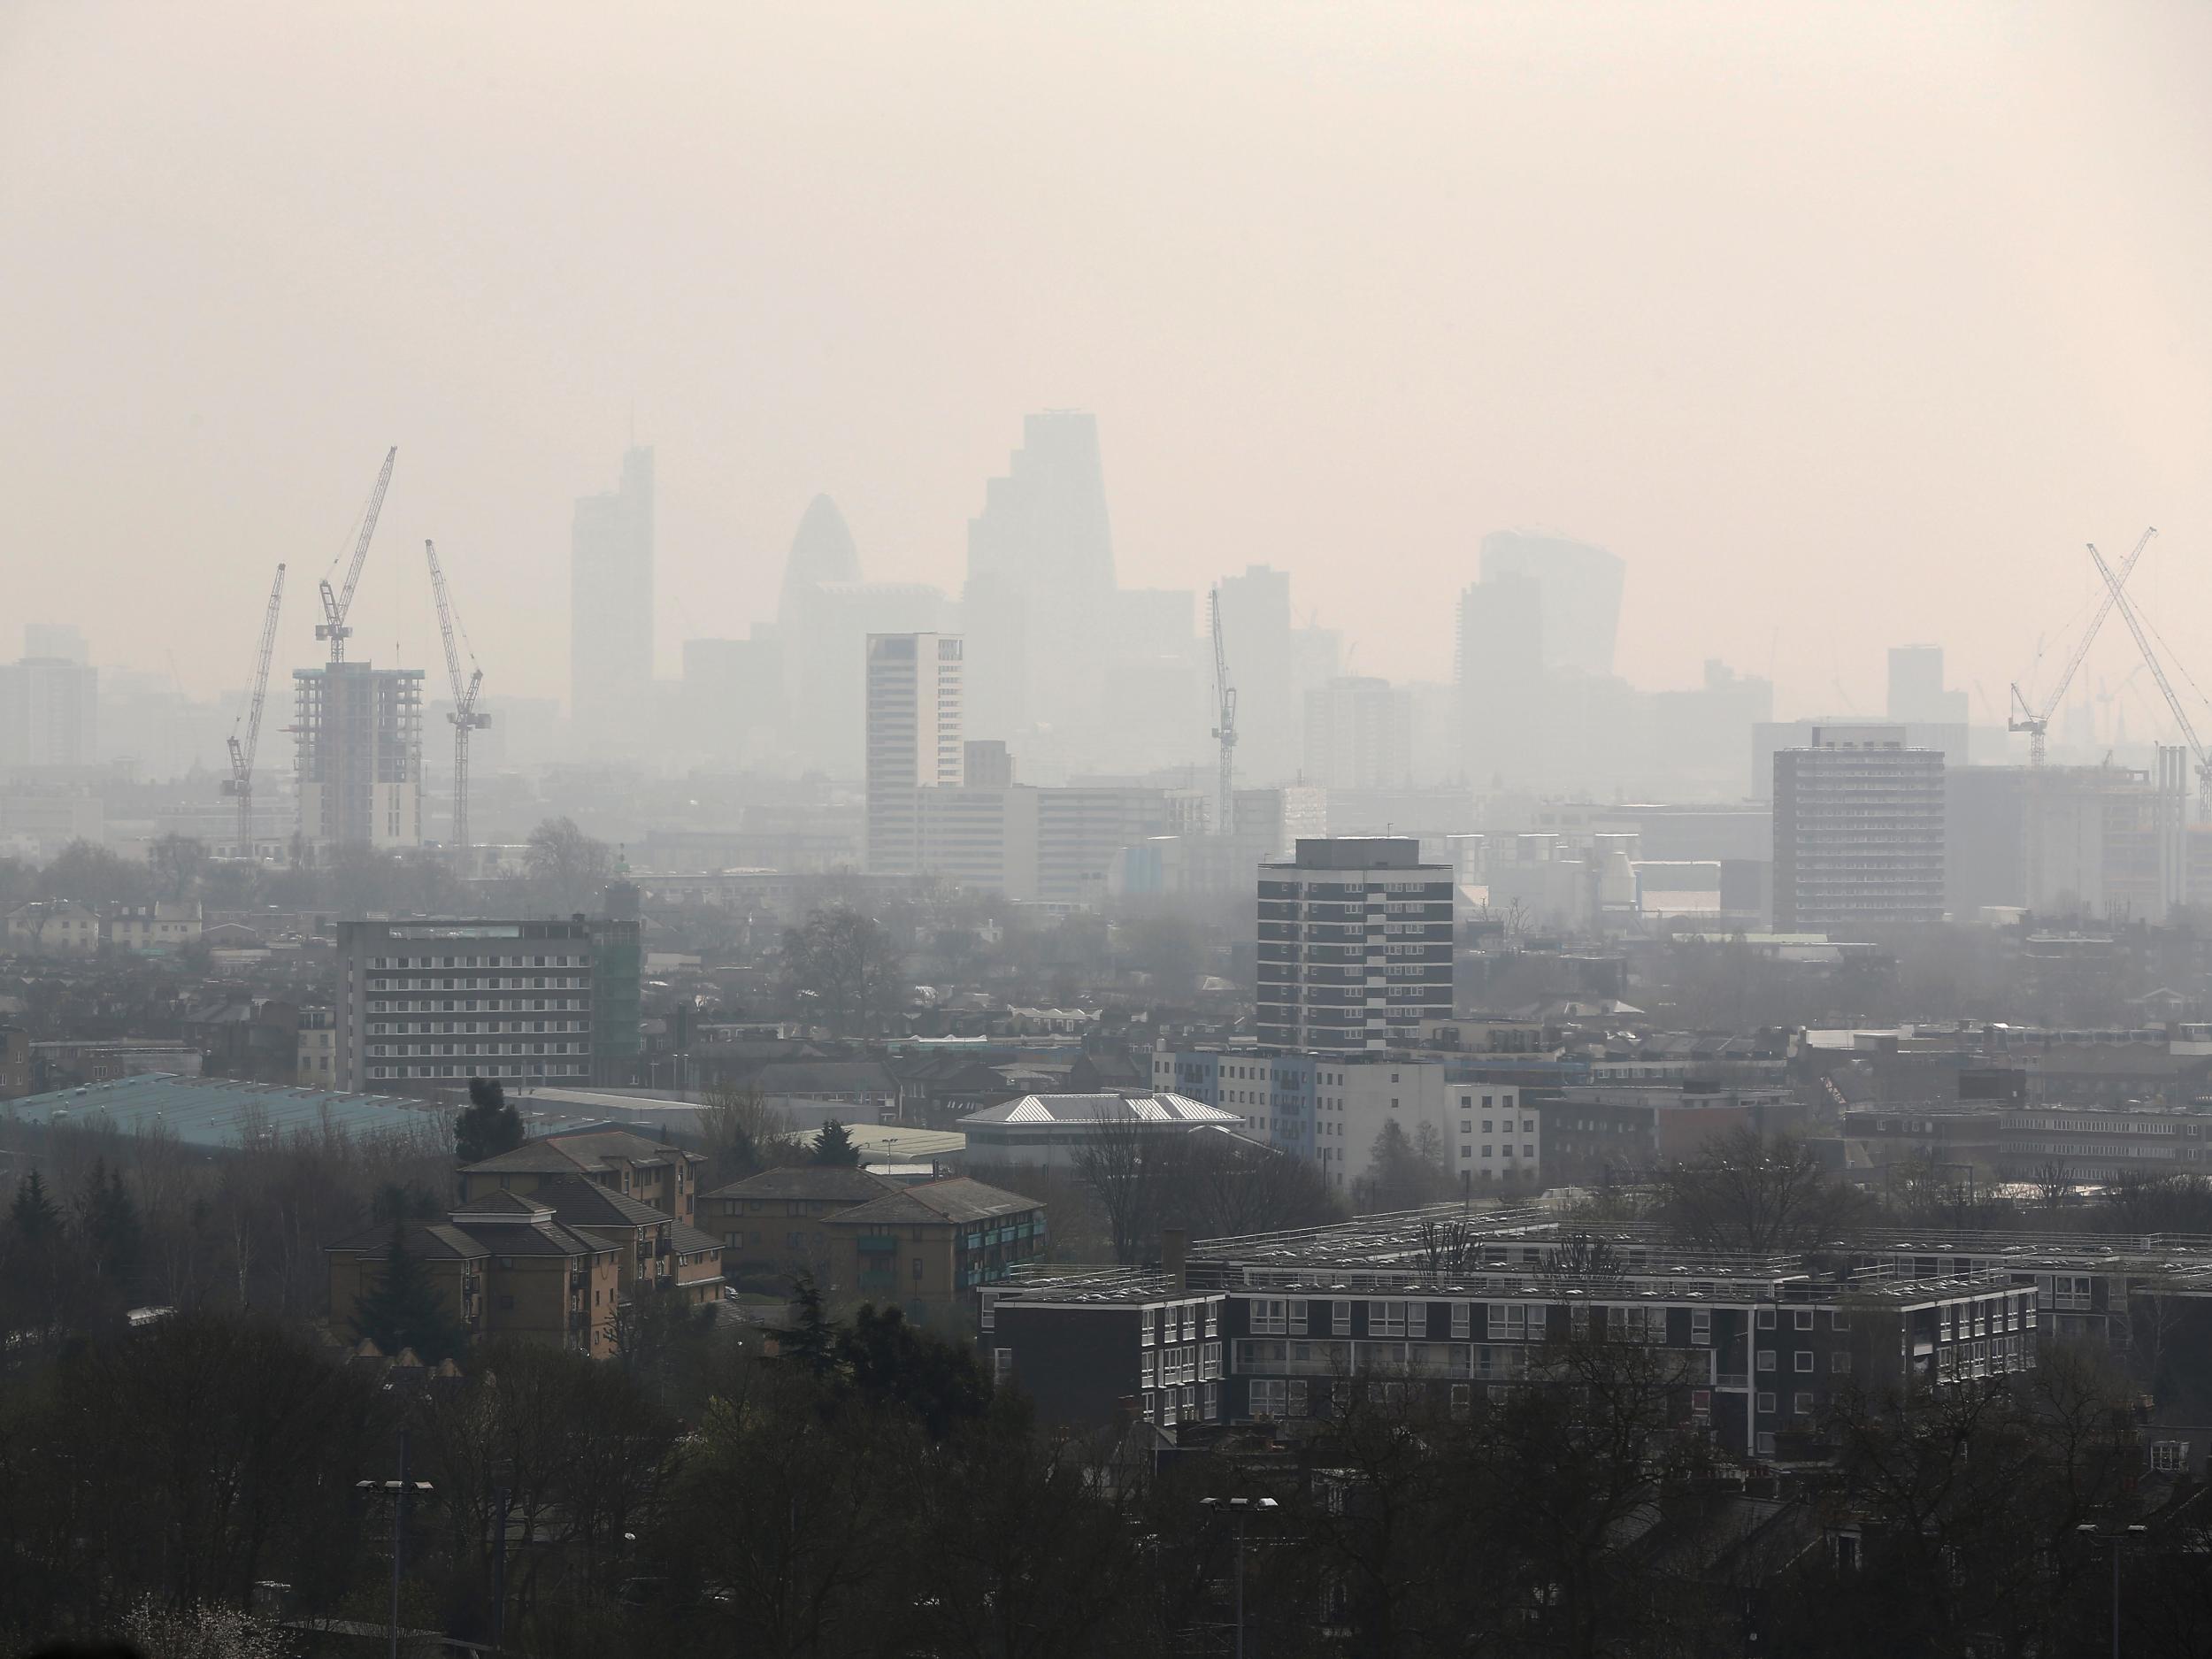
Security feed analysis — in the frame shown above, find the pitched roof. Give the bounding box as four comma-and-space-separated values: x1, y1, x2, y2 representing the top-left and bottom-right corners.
748, 1060, 898, 1094
672, 1222, 723, 1256
826, 1176, 1041, 1228
450, 1188, 557, 1221
529, 1174, 671, 1229
542, 1127, 693, 1167
325, 1220, 491, 1261
703, 1165, 898, 1203
960, 1092, 1240, 1128
459, 1143, 595, 1177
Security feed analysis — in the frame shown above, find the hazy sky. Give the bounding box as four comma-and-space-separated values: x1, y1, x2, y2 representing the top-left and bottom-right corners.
5, 2, 2209, 734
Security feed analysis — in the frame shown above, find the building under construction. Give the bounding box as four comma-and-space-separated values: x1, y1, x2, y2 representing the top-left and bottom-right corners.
293, 661, 423, 852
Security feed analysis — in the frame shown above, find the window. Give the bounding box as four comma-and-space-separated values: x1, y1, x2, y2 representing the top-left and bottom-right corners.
1757, 1432, 1776, 1458
1832, 1351, 1853, 1373
1831, 1310, 1850, 1331
1793, 1310, 1814, 1330
2151, 1440, 2189, 1473
1451, 1302, 1471, 1338
1333, 1300, 1351, 1336
1250, 1379, 1286, 1420
1756, 1309, 1777, 1330
1757, 1351, 1777, 1372
1287, 1300, 1306, 1336
1756, 1392, 1776, 1415
1795, 1351, 1815, 1373
1251, 1299, 1289, 1336
1794, 1391, 1815, 1417
1488, 1303, 1527, 1340
1449, 1383, 1471, 1418
1286, 1379, 1309, 1417
993, 1348, 1013, 1385
1369, 1301, 1408, 1336
912, 1257, 925, 1281
1691, 1310, 1711, 1345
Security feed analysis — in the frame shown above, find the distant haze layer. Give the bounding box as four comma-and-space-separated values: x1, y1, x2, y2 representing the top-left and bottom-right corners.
2, 1, 2208, 724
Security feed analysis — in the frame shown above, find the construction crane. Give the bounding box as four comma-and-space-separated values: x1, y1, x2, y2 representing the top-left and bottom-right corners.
2008, 526, 2155, 765
424, 539, 490, 859
223, 564, 287, 859
2089, 539, 2212, 813
316, 446, 397, 664
1209, 587, 1237, 838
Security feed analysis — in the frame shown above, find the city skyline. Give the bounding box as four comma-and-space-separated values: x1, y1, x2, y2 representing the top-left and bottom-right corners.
4, 4, 2209, 722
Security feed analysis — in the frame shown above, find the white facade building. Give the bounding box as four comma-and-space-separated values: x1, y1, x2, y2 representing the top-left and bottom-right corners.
1256, 838, 1455, 1053
865, 633, 964, 873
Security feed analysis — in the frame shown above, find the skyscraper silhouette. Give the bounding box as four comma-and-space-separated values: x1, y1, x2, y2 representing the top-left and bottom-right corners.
570, 446, 655, 757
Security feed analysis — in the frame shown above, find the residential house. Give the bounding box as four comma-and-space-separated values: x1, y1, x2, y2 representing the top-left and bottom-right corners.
5, 901, 99, 956
297, 1006, 337, 1087
104, 900, 204, 953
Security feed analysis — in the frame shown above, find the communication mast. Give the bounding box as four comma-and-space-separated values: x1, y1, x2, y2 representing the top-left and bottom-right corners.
424, 539, 489, 859
1210, 587, 1238, 838
317, 447, 396, 664
223, 564, 287, 859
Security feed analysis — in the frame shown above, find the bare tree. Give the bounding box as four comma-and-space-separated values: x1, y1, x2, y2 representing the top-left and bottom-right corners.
780, 906, 907, 1037
525, 817, 614, 913
2030, 1157, 2074, 1210
1071, 1110, 1171, 1266
1657, 1127, 1862, 1253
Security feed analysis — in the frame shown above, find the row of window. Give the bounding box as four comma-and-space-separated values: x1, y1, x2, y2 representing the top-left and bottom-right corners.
368, 954, 580, 969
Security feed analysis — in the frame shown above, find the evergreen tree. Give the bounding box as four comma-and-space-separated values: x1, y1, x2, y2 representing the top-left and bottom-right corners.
780, 1271, 841, 1379
455, 1075, 525, 1164
75, 1158, 142, 1281
7, 1170, 62, 1241
350, 1222, 466, 1361
812, 1118, 861, 1168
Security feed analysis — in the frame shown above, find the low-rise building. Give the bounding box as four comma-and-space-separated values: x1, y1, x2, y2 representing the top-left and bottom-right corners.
703, 1164, 901, 1287
457, 1126, 706, 1226
104, 900, 204, 953
957, 1092, 1242, 1174
325, 1189, 625, 1358
526, 1174, 725, 1306
4, 900, 99, 955
820, 1176, 1046, 1318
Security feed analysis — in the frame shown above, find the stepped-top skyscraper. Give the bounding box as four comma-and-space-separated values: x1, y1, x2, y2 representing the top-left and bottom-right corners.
570, 445, 655, 757
963, 411, 1116, 741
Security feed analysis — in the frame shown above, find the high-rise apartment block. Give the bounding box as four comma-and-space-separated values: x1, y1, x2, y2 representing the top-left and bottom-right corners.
333, 915, 642, 1094
1256, 838, 1456, 1053
0, 651, 97, 771
293, 663, 423, 851
865, 633, 964, 873
570, 445, 655, 756
1773, 725, 1945, 929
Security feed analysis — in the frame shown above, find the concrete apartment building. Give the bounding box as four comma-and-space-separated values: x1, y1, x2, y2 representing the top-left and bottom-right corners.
0, 648, 97, 771
1772, 725, 1944, 929
1256, 838, 1456, 1053
1148, 1048, 1530, 1193
865, 631, 964, 875
333, 915, 641, 1093
987, 1210, 2038, 1460
293, 662, 424, 852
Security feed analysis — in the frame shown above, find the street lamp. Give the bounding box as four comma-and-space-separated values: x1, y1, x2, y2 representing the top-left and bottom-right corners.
1201, 1495, 1279, 1659
2076, 1522, 2148, 1659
